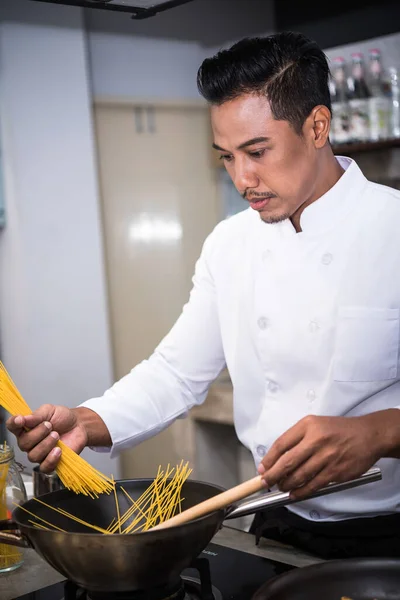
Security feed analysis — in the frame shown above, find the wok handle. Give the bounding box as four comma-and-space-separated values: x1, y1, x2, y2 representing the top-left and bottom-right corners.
225, 466, 382, 520
0, 519, 31, 548
151, 467, 382, 531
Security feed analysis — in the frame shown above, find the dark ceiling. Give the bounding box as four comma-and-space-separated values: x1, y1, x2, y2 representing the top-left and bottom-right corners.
84, 0, 275, 48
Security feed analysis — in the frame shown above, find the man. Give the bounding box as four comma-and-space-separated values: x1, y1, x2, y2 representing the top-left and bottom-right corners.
7, 32, 400, 559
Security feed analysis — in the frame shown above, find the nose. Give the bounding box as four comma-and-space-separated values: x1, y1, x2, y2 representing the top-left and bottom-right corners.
232, 157, 260, 194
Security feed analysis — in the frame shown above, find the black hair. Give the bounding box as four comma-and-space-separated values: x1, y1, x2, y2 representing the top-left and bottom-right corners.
197, 31, 331, 134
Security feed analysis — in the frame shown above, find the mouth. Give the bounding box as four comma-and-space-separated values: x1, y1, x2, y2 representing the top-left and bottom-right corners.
247, 196, 274, 211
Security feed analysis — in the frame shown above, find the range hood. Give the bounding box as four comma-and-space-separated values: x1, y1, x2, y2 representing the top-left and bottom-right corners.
29, 0, 194, 19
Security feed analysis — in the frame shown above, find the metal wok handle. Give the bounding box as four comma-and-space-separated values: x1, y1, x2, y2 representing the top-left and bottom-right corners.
225, 466, 382, 520
0, 519, 32, 548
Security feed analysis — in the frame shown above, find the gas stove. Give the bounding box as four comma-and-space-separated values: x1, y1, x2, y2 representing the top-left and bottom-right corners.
13, 538, 295, 600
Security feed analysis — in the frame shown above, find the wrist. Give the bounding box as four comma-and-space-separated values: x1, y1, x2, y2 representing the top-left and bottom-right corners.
361, 409, 400, 459
72, 407, 112, 448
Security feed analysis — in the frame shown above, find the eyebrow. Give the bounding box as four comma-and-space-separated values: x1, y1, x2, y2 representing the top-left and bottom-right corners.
212, 136, 270, 152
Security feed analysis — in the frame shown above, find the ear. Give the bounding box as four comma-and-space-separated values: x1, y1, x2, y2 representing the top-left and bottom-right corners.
303, 105, 331, 148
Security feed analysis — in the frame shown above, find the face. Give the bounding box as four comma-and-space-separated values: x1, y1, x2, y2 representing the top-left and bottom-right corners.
211, 94, 328, 225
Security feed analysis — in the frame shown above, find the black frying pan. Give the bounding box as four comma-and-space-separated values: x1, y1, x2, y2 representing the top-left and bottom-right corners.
252, 558, 400, 600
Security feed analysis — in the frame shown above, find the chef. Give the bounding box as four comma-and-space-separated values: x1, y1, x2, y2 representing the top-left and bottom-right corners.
7, 31, 400, 559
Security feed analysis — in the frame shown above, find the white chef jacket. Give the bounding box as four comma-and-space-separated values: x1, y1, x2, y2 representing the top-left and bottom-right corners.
81, 156, 400, 522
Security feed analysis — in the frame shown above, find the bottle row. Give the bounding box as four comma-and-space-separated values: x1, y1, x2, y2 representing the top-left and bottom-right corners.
329, 49, 400, 146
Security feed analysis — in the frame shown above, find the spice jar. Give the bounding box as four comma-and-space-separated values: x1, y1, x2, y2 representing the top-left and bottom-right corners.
0, 442, 27, 573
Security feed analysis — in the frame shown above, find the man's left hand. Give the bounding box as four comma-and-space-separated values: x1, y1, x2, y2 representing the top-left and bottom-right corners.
257, 410, 400, 500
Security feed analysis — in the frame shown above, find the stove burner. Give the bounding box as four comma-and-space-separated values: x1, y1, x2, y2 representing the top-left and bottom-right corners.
63, 558, 221, 600
182, 576, 222, 600
86, 579, 184, 600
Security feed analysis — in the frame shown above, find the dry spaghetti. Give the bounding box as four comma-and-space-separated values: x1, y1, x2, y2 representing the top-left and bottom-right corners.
0, 361, 114, 497
22, 461, 192, 535
112, 460, 192, 534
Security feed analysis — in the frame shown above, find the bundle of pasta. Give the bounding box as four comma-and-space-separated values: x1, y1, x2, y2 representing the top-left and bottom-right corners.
0, 362, 114, 497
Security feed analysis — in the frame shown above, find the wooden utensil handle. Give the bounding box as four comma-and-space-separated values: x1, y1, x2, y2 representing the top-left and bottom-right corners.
151, 475, 266, 531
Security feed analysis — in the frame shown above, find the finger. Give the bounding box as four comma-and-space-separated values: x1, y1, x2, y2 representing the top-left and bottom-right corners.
27, 431, 60, 464
260, 440, 315, 488
23, 404, 55, 429
289, 468, 336, 501
258, 421, 307, 475
18, 422, 53, 452
6, 415, 26, 437
276, 455, 329, 492
39, 446, 62, 474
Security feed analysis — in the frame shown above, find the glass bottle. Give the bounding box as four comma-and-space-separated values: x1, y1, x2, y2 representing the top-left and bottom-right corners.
367, 49, 390, 141
330, 57, 351, 145
0, 442, 27, 573
388, 66, 400, 139
348, 53, 371, 142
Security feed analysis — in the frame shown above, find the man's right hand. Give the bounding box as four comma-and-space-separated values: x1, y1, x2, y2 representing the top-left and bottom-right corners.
6, 404, 88, 473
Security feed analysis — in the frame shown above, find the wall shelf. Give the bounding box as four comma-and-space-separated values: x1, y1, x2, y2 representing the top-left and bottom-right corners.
332, 137, 400, 155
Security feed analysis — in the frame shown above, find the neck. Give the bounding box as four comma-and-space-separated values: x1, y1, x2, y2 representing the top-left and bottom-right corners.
291, 150, 345, 233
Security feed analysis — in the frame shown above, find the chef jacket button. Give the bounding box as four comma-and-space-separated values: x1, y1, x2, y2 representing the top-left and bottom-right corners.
257, 445, 267, 457
309, 510, 320, 520
321, 253, 333, 265
307, 389, 316, 402
267, 380, 279, 393
308, 320, 319, 333
257, 317, 269, 330
262, 250, 272, 261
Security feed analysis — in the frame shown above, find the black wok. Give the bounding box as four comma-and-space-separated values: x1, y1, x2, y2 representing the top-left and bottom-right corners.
0, 469, 381, 593
1, 478, 227, 592
252, 558, 400, 600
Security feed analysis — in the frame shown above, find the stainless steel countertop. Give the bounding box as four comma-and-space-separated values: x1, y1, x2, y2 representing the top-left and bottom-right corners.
0, 526, 323, 600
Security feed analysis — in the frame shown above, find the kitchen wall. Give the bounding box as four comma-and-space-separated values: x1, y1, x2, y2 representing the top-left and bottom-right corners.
88, 32, 205, 100
86, 0, 275, 100
0, 0, 117, 475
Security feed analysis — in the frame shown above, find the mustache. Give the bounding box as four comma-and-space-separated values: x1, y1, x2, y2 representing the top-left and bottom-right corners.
242, 190, 277, 200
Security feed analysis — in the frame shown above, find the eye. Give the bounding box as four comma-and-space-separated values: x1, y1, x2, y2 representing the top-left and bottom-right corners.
220, 154, 233, 162
249, 149, 266, 159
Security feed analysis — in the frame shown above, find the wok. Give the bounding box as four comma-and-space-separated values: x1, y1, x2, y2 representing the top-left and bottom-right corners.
0, 468, 381, 593
252, 557, 400, 599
